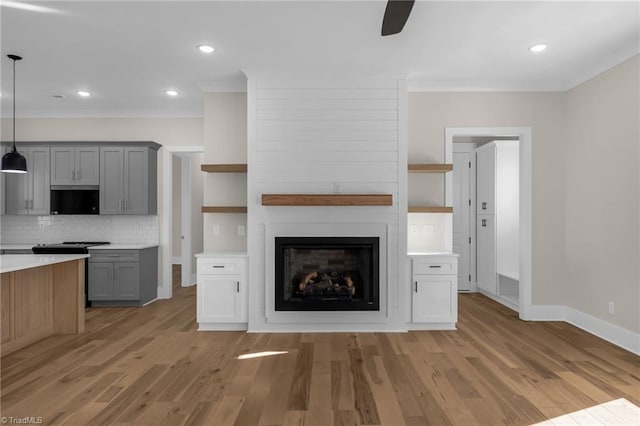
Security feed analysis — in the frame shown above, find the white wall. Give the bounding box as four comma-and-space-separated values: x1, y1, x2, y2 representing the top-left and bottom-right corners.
202, 93, 247, 252
565, 55, 639, 333
408, 92, 568, 307
190, 152, 204, 272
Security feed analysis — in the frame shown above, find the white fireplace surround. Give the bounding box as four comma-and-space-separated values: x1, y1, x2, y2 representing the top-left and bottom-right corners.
247, 77, 406, 332
264, 223, 389, 326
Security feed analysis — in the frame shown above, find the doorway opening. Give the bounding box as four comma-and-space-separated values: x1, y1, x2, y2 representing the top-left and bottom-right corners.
446, 127, 532, 320
160, 146, 204, 299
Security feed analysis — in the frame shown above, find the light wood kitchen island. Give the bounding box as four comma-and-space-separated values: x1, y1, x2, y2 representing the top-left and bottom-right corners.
0, 254, 88, 356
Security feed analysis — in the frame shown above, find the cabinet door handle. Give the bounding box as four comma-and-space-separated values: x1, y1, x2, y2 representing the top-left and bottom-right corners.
24, 200, 28, 210
482, 219, 487, 227
429, 265, 442, 268
237, 281, 240, 293
212, 265, 224, 268
124, 199, 128, 211
119, 200, 123, 211
76, 170, 80, 181
482, 202, 487, 210
415, 281, 418, 292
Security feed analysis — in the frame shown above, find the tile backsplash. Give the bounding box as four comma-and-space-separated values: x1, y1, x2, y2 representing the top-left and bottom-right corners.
0, 215, 159, 245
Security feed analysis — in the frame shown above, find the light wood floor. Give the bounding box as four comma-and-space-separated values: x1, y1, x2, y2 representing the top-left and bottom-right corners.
1, 266, 638, 425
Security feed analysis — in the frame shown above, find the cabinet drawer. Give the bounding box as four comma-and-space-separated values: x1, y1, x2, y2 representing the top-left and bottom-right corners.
197, 257, 244, 275
413, 258, 457, 275
89, 250, 139, 263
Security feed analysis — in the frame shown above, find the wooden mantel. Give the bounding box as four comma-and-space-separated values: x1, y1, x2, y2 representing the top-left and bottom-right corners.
261, 194, 393, 207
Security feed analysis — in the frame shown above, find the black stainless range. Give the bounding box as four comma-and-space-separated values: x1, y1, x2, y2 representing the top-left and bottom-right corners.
33, 242, 110, 307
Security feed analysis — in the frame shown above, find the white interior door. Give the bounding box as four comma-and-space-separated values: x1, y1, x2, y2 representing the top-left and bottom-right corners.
452, 144, 475, 291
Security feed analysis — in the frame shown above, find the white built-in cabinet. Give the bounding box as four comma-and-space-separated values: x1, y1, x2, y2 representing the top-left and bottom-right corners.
476, 215, 497, 294
409, 254, 458, 329
196, 253, 248, 330
475, 141, 519, 310
4, 145, 50, 215
51, 146, 100, 186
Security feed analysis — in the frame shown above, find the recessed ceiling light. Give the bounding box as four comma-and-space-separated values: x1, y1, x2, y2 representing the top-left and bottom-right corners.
197, 45, 215, 54
165, 90, 179, 96
77, 91, 91, 97
529, 44, 547, 53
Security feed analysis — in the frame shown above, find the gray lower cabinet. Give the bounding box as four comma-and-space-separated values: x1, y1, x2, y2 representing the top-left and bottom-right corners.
88, 247, 158, 306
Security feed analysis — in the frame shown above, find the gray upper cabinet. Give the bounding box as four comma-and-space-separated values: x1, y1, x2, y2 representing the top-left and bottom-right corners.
5, 145, 50, 215
100, 146, 125, 214
2, 141, 159, 216
51, 146, 100, 186
99, 144, 158, 215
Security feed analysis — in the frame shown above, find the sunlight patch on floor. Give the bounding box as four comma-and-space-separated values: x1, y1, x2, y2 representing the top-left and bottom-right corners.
237, 351, 289, 360
532, 398, 640, 425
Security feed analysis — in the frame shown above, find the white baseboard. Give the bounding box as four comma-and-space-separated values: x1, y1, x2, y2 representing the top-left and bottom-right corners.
198, 323, 248, 331
565, 307, 640, 355
528, 304, 639, 355
528, 304, 566, 321
407, 322, 456, 331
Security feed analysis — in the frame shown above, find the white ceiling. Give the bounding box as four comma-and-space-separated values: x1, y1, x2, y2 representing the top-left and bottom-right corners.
1, 0, 638, 118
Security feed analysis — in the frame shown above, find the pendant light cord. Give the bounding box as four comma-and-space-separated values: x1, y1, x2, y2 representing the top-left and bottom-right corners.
12, 56, 16, 151
7, 54, 22, 152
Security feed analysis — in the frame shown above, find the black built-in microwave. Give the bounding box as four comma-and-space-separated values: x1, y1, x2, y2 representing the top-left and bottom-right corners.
50, 187, 99, 215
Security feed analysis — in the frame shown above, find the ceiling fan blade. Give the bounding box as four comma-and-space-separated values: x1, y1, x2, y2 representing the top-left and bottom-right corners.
381, 0, 415, 36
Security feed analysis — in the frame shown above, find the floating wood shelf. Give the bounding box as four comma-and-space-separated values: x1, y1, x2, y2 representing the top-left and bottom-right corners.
262, 194, 393, 207
201, 164, 247, 173
201, 206, 247, 213
408, 163, 453, 173
408, 206, 453, 213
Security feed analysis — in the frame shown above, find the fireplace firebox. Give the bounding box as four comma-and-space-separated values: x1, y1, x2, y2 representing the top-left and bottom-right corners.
275, 237, 379, 311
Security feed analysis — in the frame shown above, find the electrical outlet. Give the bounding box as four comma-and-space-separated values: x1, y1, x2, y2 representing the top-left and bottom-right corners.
410, 225, 418, 235
608, 301, 615, 315
212, 225, 220, 236
237, 225, 245, 236
423, 224, 435, 234
333, 182, 340, 193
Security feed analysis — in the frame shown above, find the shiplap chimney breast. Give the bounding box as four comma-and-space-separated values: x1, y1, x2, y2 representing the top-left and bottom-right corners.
246, 78, 408, 331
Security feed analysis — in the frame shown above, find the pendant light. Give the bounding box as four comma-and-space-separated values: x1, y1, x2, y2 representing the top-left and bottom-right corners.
1, 54, 27, 173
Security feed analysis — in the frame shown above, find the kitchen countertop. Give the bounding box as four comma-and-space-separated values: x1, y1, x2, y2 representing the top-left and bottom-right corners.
89, 244, 159, 250
0, 254, 90, 274
0, 244, 37, 251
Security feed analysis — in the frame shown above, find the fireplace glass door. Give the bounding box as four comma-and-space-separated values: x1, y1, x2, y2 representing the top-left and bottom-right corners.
275, 237, 379, 311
